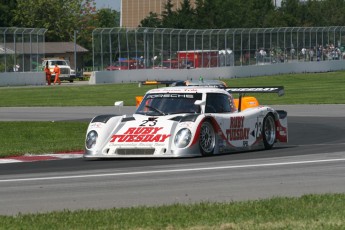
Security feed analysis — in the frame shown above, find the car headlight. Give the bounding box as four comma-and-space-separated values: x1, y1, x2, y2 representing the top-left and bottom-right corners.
174, 128, 192, 148
86, 130, 98, 149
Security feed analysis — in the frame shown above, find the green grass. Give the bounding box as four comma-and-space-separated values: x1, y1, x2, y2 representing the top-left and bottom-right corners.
1, 194, 345, 229
1, 71, 345, 106
0, 83, 155, 107
225, 71, 345, 104
0, 122, 88, 157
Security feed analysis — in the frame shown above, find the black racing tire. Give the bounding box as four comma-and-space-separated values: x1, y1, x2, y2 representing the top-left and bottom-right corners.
199, 120, 216, 156
263, 114, 276, 149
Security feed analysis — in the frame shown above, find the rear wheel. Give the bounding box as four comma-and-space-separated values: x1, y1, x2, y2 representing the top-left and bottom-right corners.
263, 114, 276, 149
199, 121, 216, 156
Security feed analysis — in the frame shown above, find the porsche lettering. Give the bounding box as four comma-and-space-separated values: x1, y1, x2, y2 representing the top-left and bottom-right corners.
147, 94, 194, 99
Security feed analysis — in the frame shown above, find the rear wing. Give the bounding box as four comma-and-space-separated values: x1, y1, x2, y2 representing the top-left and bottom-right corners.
226, 86, 284, 112
227, 86, 284, 96
138, 80, 175, 87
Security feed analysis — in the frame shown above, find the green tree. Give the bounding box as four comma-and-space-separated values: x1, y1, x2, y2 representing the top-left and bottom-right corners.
217, 0, 245, 28
140, 12, 161, 28
316, 0, 345, 26
193, 0, 220, 29
13, 0, 96, 42
175, 0, 195, 29
279, 0, 302, 27
0, 0, 17, 27
161, 0, 178, 28
246, 0, 275, 28
193, 0, 206, 28
96, 8, 120, 28
303, 0, 325, 26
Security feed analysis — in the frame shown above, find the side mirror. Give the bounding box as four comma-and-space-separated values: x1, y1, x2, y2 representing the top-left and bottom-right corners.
194, 100, 205, 114
114, 101, 124, 114
114, 101, 124, 107
194, 100, 205, 106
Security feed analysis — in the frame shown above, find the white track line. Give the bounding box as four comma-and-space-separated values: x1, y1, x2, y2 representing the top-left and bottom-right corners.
1, 157, 345, 183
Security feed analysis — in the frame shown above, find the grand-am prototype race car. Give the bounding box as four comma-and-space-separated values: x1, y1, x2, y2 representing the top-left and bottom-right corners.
84, 86, 288, 158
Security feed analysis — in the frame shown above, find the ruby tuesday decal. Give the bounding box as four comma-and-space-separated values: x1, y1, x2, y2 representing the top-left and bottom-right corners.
226, 116, 250, 141
110, 127, 171, 142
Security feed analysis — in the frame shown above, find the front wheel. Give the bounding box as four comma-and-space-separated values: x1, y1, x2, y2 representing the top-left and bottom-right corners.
263, 114, 276, 149
199, 121, 216, 156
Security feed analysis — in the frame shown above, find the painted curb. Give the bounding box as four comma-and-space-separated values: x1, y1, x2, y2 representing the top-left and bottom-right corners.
0, 151, 84, 164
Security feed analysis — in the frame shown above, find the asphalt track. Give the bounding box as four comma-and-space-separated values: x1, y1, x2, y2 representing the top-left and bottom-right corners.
1, 104, 345, 121
0, 105, 345, 215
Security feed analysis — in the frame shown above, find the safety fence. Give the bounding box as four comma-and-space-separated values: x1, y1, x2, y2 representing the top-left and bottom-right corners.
92, 26, 345, 71
0, 27, 47, 73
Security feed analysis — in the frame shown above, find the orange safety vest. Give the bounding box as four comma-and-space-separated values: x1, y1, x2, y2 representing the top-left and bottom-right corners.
54, 66, 60, 75
44, 67, 51, 76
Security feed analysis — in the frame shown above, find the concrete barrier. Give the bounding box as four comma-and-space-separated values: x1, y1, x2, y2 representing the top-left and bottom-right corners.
0, 72, 46, 86
89, 60, 345, 84
2, 60, 343, 86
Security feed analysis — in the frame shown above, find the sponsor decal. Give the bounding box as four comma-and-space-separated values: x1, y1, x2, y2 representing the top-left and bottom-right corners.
229, 87, 279, 92
90, 122, 103, 129
147, 94, 196, 99
226, 116, 250, 141
110, 127, 171, 143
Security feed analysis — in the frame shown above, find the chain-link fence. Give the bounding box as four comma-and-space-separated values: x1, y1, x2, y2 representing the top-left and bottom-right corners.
92, 26, 345, 71
0, 27, 47, 72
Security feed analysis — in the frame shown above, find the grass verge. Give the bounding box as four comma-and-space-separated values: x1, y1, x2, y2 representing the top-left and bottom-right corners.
1, 71, 345, 106
1, 194, 345, 229
0, 121, 88, 157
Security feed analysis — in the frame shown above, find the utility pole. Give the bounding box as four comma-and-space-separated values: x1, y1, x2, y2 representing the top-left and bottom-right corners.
74, 30, 78, 71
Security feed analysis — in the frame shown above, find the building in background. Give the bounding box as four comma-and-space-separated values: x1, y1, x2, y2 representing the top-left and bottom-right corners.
120, 0, 306, 28
121, 0, 195, 28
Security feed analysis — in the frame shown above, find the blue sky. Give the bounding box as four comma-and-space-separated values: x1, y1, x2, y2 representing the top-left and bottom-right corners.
94, 0, 120, 10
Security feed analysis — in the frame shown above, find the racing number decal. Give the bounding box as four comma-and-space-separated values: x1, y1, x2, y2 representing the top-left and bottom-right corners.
254, 118, 262, 138
140, 118, 157, 126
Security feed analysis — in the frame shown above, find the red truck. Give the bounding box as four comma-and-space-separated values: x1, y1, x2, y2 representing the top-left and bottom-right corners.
177, 50, 219, 68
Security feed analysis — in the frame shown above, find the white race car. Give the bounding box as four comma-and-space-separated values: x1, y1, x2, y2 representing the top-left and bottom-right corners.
84, 86, 288, 158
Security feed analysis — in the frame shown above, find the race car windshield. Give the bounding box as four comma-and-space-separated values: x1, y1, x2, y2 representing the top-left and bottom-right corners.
136, 93, 202, 115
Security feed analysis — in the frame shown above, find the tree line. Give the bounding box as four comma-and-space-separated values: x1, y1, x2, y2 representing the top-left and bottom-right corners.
140, 0, 345, 28
3, 0, 345, 44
